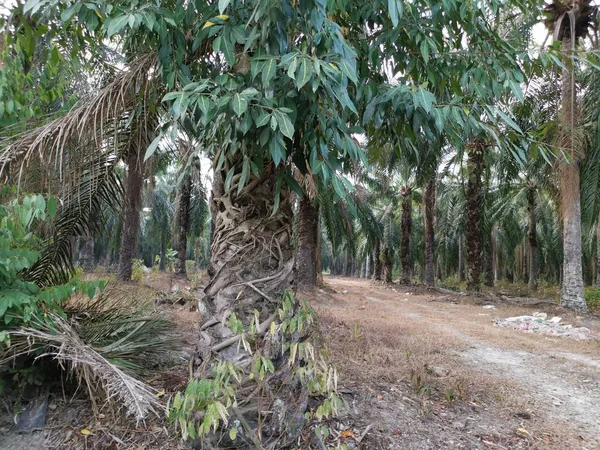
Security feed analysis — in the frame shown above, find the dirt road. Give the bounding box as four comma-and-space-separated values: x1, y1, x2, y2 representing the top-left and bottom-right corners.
307, 276, 600, 449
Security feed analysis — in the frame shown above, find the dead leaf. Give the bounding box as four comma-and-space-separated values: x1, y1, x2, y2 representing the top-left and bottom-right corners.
80, 429, 91, 436
155, 389, 166, 398
516, 427, 530, 437
340, 430, 354, 438
376, 393, 383, 400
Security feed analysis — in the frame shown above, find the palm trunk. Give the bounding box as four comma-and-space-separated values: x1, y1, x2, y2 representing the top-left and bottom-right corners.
296, 197, 318, 290
199, 160, 299, 443
175, 172, 192, 277
400, 186, 412, 284
595, 220, 600, 287
559, 36, 586, 310
424, 177, 436, 287
458, 234, 465, 282
117, 146, 144, 281
383, 247, 392, 283
159, 233, 167, 272
484, 227, 494, 287
374, 238, 382, 280
315, 214, 324, 286
81, 233, 94, 271
528, 187, 538, 291
465, 140, 485, 291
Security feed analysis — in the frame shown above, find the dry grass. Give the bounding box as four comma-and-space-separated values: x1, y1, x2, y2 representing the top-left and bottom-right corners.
303, 277, 600, 449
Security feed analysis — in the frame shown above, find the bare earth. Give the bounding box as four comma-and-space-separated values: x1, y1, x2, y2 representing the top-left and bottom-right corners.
306, 276, 600, 450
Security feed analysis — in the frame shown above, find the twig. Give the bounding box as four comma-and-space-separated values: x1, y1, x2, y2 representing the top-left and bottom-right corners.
233, 406, 264, 450
358, 423, 375, 443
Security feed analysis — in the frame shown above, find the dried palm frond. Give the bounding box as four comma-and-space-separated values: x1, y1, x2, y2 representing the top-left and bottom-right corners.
0, 53, 157, 182
544, 0, 597, 41
2, 315, 162, 423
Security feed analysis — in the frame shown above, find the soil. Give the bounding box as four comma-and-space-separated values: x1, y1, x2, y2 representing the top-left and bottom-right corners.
306, 276, 600, 450
3, 273, 600, 449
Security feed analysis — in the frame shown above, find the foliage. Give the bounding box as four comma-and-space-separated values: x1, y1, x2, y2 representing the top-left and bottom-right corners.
167, 290, 345, 441
131, 258, 145, 282
0, 187, 105, 331
584, 287, 600, 311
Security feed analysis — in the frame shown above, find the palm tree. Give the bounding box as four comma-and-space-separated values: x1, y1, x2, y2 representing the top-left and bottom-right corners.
544, 0, 597, 310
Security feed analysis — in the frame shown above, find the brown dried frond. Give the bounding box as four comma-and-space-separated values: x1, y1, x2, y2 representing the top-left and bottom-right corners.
3, 315, 162, 423
0, 54, 158, 184
544, 0, 597, 41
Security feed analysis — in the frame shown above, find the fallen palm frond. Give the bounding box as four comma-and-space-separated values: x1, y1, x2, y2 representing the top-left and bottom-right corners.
65, 286, 174, 370
2, 315, 162, 423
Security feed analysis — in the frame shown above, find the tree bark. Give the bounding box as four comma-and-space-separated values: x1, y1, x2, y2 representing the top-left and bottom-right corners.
424, 177, 436, 287
484, 226, 494, 287
374, 238, 382, 280
382, 247, 392, 283
315, 223, 323, 287
296, 197, 318, 290
175, 172, 192, 277
117, 146, 144, 281
400, 186, 412, 284
528, 187, 538, 291
198, 160, 299, 444
595, 220, 600, 287
558, 36, 587, 310
80, 233, 94, 271
465, 140, 485, 292
458, 234, 465, 282
159, 233, 167, 272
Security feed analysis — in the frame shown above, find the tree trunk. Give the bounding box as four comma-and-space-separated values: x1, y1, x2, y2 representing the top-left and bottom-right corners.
175, 172, 192, 277
465, 140, 485, 292
296, 197, 318, 290
400, 186, 412, 284
528, 187, 538, 291
315, 213, 324, 286
117, 146, 144, 281
424, 177, 436, 287
80, 233, 94, 271
374, 238, 382, 280
558, 36, 587, 310
484, 227, 494, 287
595, 220, 600, 287
458, 234, 465, 282
383, 247, 392, 283
159, 233, 167, 272
198, 161, 299, 445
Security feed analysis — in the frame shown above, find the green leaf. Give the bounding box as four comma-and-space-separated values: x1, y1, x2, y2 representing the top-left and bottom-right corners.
47, 196, 57, 219
218, 0, 231, 14
274, 110, 294, 139
295, 58, 312, 89
255, 112, 271, 127
221, 34, 235, 67
229, 427, 237, 441
262, 58, 277, 87
232, 93, 249, 116
388, 0, 400, 27
144, 134, 162, 161
106, 15, 130, 37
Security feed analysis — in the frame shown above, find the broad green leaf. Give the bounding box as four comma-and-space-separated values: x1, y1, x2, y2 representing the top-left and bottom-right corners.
144, 134, 163, 161
232, 93, 248, 116
262, 58, 277, 87
218, 0, 231, 14
106, 15, 130, 37
274, 110, 294, 139
388, 0, 400, 27
295, 59, 312, 89
47, 196, 57, 219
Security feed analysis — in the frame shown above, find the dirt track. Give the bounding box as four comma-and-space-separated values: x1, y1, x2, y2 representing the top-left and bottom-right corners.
308, 276, 600, 449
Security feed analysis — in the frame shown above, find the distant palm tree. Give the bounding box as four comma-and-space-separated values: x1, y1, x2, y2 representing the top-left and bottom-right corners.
544, 0, 597, 310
